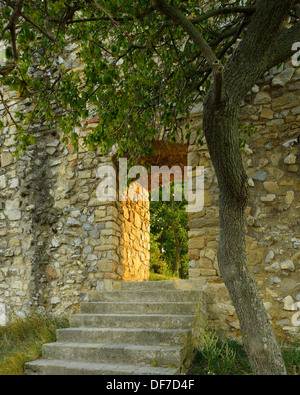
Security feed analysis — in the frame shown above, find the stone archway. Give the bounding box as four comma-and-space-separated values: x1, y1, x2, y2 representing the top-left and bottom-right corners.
117, 140, 188, 282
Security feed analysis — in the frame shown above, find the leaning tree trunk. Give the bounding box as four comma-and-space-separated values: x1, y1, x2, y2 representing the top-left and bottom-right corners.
203, 96, 287, 375
155, 0, 294, 375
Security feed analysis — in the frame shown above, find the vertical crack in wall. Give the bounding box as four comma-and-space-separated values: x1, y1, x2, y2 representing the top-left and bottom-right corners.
23, 131, 60, 310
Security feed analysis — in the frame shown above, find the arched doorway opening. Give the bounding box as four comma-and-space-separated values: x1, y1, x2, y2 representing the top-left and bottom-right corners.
118, 140, 189, 282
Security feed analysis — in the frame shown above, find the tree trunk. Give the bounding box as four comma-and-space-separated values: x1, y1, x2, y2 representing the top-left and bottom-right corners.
203, 97, 287, 375
155, 0, 293, 375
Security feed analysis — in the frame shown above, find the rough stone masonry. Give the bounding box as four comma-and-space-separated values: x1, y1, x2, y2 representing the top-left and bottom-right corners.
188, 61, 300, 341
0, 54, 299, 341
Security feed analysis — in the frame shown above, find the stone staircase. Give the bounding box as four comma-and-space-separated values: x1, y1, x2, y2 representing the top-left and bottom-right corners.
25, 280, 204, 375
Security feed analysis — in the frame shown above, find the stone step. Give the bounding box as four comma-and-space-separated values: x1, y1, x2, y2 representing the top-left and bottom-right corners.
88, 290, 202, 303
56, 327, 191, 346
70, 313, 196, 330
41, 342, 185, 368
120, 280, 180, 291
25, 359, 180, 375
119, 279, 205, 291
80, 301, 200, 315
25, 282, 204, 376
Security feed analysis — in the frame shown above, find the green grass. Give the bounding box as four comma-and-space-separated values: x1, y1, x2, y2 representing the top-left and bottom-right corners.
281, 343, 300, 376
149, 272, 181, 281
188, 328, 300, 375
0, 312, 69, 375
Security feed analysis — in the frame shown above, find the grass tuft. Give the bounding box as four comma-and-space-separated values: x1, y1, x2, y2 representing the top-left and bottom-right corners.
0, 312, 69, 375
188, 326, 300, 375
149, 272, 181, 281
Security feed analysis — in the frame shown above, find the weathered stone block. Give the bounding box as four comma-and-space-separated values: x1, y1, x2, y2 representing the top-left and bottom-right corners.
272, 92, 299, 109
189, 237, 205, 250
254, 92, 271, 105
284, 153, 297, 164
1, 153, 14, 167
261, 194, 276, 202
285, 191, 295, 205
253, 171, 267, 181
280, 260, 295, 272
272, 68, 294, 87
263, 182, 279, 193
283, 296, 296, 311
6, 210, 21, 221
261, 108, 274, 119
0, 175, 6, 188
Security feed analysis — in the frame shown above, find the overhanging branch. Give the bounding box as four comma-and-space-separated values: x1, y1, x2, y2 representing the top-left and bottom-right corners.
266, 21, 300, 71
190, 5, 256, 25
0, 0, 24, 41
20, 12, 56, 42
213, 61, 224, 106
154, 0, 224, 104
222, 0, 295, 102
155, 0, 218, 67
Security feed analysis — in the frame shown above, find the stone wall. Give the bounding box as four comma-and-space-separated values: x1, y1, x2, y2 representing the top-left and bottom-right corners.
0, 90, 150, 319
1, 55, 299, 343
188, 62, 300, 340
119, 184, 150, 282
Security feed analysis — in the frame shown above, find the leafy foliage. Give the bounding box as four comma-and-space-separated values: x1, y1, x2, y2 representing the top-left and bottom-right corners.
150, 182, 189, 278
238, 122, 258, 149
149, 233, 170, 277
0, 0, 299, 376
0, 0, 261, 158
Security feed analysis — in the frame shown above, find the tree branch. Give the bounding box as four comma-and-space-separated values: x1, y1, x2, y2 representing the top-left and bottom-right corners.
93, 0, 133, 43
155, 0, 218, 67
265, 21, 300, 71
10, 23, 18, 61
0, 63, 16, 76
45, 5, 156, 25
154, 0, 224, 104
0, 88, 19, 128
190, 5, 256, 25
0, 0, 24, 41
20, 12, 56, 41
223, 0, 295, 101
213, 61, 225, 106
